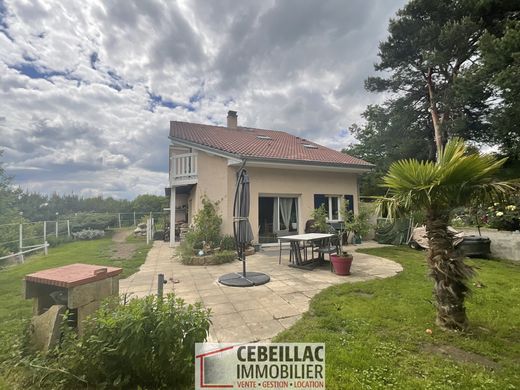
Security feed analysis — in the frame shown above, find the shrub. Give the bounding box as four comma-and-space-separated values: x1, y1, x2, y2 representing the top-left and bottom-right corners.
72, 229, 105, 240
46, 235, 73, 247
311, 205, 328, 233
191, 196, 222, 248
213, 250, 236, 264
54, 294, 211, 389
220, 235, 236, 250
68, 213, 118, 232
485, 201, 520, 231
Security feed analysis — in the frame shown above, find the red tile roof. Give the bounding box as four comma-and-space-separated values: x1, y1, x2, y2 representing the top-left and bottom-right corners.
170, 121, 373, 168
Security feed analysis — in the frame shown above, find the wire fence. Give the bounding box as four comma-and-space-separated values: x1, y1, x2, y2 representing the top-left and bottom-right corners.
0, 211, 169, 264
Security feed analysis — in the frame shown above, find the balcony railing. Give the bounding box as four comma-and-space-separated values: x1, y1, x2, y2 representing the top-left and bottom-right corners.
170, 152, 198, 186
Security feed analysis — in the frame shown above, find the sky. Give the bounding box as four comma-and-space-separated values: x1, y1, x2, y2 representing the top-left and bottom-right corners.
0, 0, 406, 199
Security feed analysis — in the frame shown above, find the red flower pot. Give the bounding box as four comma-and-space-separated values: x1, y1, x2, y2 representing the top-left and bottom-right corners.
330, 254, 353, 276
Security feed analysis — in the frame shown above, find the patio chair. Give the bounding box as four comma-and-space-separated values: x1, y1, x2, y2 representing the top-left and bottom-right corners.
313, 225, 340, 271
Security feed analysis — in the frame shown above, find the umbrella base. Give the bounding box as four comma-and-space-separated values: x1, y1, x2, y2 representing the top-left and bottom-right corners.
218, 272, 270, 287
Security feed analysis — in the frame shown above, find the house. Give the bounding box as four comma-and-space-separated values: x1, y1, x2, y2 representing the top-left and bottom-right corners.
168, 111, 373, 247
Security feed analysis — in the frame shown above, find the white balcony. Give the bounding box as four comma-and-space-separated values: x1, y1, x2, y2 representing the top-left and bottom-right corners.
170, 152, 198, 186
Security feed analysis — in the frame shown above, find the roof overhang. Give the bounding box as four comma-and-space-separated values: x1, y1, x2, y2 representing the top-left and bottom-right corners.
169, 136, 373, 174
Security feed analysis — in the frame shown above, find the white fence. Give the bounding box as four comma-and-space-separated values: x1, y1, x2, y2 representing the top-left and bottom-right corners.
0, 211, 168, 264
0, 220, 69, 263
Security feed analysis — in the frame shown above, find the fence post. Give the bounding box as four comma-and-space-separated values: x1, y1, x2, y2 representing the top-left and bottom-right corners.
43, 221, 48, 255
19, 222, 24, 263
67, 220, 71, 237
56, 220, 59, 238
118, 213, 121, 228
146, 218, 150, 245
133, 211, 136, 226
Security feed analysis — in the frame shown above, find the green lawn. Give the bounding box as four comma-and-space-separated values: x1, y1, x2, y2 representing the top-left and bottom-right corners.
275, 246, 520, 389
0, 231, 151, 388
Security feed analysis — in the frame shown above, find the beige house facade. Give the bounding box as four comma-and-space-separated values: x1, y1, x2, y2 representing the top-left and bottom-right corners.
169, 112, 372, 246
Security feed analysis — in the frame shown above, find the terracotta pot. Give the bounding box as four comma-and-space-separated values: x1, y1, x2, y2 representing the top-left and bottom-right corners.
330, 254, 353, 276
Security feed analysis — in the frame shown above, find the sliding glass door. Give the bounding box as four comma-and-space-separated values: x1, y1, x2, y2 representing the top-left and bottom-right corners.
258, 196, 299, 243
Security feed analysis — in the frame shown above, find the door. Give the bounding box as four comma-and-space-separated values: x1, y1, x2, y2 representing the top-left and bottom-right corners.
258, 196, 299, 243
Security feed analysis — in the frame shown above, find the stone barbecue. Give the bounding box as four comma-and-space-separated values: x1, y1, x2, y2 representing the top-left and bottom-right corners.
23, 263, 122, 351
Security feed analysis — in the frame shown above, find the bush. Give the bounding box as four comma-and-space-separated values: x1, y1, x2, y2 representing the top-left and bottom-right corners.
213, 250, 236, 264
53, 294, 210, 389
220, 235, 236, 250
311, 205, 328, 233
191, 196, 222, 248
46, 235, 73, 247
485, 199, 520, 231
72, 229, 105, 240
68, 213, 118, 232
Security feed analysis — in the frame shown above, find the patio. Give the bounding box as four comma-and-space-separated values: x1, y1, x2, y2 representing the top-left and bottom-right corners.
119, 241, 403, 342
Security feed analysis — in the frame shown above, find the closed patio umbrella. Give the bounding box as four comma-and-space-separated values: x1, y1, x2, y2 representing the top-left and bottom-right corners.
218, 165, 270, 287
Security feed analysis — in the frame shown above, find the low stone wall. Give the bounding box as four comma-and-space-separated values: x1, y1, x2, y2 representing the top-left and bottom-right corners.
458, 227, 520, 261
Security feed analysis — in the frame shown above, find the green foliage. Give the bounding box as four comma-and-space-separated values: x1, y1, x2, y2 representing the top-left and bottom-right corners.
177, 236, 197, 262
68, 212, 118, 232
46, 235, 73, 248
219, 235, 236, 251
480, 20, 520, 158
346, 204, 372, 239
48, 294, 210, 389
275, 246, 520, 389
0, 151, 18, 226
378, 138, 513, 218
191, 196, 223, 248
131, 194, 168, 213
347, 2, 519, 195
0, 233, 152, 387
311, 205, 328, 233
213, 250, 236, 264
72, 229, 105, 240
484, 199, 520, 231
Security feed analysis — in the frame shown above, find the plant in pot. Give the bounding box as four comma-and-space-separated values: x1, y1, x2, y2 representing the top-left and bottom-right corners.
330, 199, 354, 276
348, 204, 372, 244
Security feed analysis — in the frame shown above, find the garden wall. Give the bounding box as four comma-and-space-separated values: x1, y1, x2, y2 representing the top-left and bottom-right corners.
459, 227, 520, 261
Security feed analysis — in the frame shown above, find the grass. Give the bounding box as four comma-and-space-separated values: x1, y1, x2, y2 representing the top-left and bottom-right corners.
274, 246, 520, 389
0, 230, 151, 388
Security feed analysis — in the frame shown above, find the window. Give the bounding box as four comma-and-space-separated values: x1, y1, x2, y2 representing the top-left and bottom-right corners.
314, 194, 354, 221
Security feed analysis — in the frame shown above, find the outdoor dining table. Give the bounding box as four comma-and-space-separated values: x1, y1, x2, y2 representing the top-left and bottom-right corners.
278, 233, 335, 269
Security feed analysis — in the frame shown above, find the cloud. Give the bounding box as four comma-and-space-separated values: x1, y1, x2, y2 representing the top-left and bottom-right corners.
0, 0, 406, 198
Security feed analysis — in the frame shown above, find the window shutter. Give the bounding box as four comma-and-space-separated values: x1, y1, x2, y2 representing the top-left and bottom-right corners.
344, 195, 354, 212
314, 194, 326, 209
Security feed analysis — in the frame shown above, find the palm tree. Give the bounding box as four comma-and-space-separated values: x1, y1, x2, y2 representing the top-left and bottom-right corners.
378, 138, 515, 330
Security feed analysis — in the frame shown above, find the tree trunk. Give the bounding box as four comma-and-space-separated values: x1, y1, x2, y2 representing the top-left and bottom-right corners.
425, 210, 474, 330
426, 67, 444, 154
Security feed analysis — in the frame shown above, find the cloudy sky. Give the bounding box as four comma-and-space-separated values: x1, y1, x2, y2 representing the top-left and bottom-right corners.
0, 0, 406, 199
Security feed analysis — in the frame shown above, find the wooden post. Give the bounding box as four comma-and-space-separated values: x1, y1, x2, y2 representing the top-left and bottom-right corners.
43, 221, 48, 255
56, 220, 59, 237
118, 213, 121, 228
133, 211, 136, 226
170, 187, 176, 247
67, 220, 70, 237
146, 218, 150, 245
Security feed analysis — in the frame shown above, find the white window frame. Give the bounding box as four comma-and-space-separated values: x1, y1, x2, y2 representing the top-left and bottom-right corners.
326, 195, 342, 222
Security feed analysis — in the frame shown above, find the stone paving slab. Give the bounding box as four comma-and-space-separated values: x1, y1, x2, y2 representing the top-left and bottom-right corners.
119, 241, 402, 343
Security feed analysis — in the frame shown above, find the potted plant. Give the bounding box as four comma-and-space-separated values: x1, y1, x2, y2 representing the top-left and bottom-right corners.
348, 205, 372, 244
330, 199, 354, 276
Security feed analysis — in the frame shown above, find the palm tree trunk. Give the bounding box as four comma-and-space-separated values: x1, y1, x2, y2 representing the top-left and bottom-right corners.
425, 210, 474, 330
